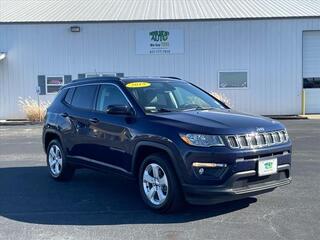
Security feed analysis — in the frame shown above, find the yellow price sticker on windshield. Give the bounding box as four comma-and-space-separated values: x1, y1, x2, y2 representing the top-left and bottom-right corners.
126, 82, 151, 88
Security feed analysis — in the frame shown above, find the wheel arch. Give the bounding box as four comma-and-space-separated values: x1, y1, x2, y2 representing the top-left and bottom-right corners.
43, 129, 63, 152
131, 141, 183, 182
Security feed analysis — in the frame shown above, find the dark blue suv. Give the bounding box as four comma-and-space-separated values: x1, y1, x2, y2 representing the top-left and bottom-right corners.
42, 76, 292, 212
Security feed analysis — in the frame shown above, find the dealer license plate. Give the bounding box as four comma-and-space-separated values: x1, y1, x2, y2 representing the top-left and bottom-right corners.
258, 158, 278, 176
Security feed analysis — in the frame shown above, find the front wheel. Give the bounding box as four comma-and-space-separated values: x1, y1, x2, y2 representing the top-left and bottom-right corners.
138, 153, 184, 213
46, 139, 75, 181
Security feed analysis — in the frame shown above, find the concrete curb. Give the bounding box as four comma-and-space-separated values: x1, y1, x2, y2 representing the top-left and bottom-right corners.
0, 120, 42, 126
299, 114, 320, 120
264, 115, 308, 120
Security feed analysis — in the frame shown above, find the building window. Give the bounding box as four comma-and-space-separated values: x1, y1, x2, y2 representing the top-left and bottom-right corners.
46, 76, 64, 94
86, 72, 116, 78
218, 71, 248, 89
303, 78, 320, 88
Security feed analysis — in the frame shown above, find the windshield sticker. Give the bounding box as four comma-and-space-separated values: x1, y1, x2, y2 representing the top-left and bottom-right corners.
126, 82, 151, 88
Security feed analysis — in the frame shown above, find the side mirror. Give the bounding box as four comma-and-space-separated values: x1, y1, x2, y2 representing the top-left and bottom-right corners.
106, 105, 133, 116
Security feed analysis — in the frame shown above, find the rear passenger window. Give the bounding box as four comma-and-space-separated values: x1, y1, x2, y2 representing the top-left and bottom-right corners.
71, 85, 97, 110
64, 88, 75, 105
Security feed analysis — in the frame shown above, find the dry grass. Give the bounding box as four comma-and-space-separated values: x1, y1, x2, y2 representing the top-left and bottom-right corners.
18, 97, 51, 122
211, 91, 232, 107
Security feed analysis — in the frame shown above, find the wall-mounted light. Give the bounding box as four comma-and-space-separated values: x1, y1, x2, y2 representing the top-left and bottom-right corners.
70, 26, 81, 33
0, 52, 6, 61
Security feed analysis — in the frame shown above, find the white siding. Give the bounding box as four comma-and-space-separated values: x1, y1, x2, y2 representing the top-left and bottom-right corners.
1, 18, 320, 119
305, 89, 320, 113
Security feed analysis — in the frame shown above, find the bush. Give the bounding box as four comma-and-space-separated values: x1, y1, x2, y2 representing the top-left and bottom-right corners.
211, 91, 232, 107
18, 97, 51, 122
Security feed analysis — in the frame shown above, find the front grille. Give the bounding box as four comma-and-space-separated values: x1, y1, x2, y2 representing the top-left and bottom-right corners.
226, 130, 289, 149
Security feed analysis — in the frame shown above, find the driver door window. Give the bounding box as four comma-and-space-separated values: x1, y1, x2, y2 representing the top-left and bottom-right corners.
96, 85, 129, 112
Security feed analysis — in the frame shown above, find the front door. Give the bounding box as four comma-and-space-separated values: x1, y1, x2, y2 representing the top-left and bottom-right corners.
89, 84, 135, 172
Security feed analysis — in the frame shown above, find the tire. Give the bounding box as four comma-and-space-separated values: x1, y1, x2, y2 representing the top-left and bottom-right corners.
138, 153, 184, 213
46, 139, 75, 181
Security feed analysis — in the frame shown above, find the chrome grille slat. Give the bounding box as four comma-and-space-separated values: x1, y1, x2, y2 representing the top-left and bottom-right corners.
251, 135, 258, 146
273, 132, 281, 143
239, 136, 248, 148
245, 135, 252, 148
227, 136, 239, 148
267, 133, 274, 144
226, 130, 289, 149
259, 134, 266, 146
279, 131, 284, 142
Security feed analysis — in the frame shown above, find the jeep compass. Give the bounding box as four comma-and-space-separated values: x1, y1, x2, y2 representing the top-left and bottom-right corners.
42, 76, 292, 212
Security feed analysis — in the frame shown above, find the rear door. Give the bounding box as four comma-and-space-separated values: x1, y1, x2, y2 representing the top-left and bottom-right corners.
67, 84, 99, 161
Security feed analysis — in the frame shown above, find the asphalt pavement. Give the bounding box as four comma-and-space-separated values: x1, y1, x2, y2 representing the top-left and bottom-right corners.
0, 120, 319, 240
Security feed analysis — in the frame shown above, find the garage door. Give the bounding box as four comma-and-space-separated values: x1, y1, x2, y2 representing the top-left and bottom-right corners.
303, 31, 320, 114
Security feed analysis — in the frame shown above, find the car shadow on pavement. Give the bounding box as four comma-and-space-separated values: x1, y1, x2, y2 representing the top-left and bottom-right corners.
0, 166, 257, 225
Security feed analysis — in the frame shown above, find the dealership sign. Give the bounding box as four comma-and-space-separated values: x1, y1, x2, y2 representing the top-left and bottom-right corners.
135, 29, 184, 54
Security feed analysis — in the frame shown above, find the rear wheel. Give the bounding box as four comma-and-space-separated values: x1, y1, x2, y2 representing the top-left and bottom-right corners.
46, 139, 75, 181
139, 153, 184, 213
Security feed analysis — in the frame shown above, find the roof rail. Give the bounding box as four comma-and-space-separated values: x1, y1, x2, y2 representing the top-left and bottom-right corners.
160, 76, 182, 80
71, 76, 120, 83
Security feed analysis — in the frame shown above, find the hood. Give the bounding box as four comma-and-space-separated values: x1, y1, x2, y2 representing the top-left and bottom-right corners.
149, 109, 284, 135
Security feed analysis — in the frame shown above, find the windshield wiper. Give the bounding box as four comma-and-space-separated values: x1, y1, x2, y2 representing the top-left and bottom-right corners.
183, 106, 214, 111
157, 108, 173, 112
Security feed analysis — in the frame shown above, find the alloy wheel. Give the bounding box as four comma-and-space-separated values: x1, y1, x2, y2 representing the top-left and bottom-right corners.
48, 144, 63, 176
142, 163, 169, 205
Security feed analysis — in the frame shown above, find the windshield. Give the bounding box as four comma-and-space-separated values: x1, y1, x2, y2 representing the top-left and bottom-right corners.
125, 81, 226, 113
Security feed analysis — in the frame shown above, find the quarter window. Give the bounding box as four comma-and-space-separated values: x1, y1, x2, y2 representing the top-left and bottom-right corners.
71, 85, 97, 110
46, 76, 64, 93
96, 85, 129, 112
219, 72, 248, 88
64, 88, 75, 105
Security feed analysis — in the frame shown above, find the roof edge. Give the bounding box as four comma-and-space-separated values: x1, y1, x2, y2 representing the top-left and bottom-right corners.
1, 15, 320, 25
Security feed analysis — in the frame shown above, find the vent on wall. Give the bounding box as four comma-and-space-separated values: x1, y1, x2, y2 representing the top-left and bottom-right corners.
70, 26, 80, 32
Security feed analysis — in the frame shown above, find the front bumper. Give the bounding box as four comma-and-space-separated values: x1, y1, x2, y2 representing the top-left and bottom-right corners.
182, 163, 291, 205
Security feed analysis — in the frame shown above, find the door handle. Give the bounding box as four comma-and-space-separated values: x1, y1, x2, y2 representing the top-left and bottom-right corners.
89, 118, 99, 124
60, 112, 69, 118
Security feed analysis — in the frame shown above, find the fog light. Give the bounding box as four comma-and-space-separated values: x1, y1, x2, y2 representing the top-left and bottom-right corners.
193, 162, 228, 178
192, 162, 227, 168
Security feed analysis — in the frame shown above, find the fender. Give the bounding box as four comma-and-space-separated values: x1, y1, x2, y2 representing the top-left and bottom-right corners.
131, 140, 184, 182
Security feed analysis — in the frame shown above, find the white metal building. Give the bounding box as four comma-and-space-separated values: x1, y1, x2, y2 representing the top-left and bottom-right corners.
1, 0, 320, 119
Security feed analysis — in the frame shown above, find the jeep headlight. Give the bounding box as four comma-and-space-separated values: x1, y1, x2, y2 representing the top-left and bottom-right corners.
179, 134, 225, 147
